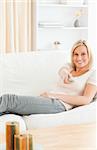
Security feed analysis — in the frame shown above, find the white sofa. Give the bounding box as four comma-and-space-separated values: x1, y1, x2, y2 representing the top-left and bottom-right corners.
0, 51, 96, 132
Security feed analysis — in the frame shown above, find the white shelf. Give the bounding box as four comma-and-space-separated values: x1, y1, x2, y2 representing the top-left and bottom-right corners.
39, 26, 88, 29
39, 3, 88, 7
37, 49, 65, 51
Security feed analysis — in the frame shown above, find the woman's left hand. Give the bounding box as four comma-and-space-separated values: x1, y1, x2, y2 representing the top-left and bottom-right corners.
40, 92, 56, 98
40, 92, 50, 98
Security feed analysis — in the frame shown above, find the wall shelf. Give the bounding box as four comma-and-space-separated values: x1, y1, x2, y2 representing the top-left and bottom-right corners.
37, 0, 90, 51
38, 26, 88, 29
39, 4, 88, 8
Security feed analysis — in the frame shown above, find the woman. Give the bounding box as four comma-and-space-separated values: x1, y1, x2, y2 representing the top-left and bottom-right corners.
0, 40, 97, 115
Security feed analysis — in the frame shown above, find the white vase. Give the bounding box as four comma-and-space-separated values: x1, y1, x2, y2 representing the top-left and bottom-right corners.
74, 18, 80, 27
83, 0, 88, 5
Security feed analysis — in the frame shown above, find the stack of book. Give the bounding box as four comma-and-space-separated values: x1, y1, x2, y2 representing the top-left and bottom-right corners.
40, 0, 57, 4
38, 21, 65, 28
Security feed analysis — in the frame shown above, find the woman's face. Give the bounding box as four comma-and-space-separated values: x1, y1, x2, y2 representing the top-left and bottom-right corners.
73, 45, 89, 69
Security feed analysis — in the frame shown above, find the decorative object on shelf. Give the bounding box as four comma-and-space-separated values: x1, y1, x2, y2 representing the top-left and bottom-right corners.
53, 41, 61, 50
58, 0, 67, 4
83, 0, 88, 5
6, 122, 20, 150
73, 9, 84, 27
67, 0, 84, 5
74, 19, 80, 27
40, 0, 57, 4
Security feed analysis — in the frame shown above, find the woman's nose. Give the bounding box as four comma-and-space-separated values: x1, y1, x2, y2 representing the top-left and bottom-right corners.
77, 55, 82, 60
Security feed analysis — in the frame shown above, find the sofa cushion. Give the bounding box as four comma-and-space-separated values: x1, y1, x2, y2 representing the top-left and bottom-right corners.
23, 101, 96, 129
0, 51, 69, 96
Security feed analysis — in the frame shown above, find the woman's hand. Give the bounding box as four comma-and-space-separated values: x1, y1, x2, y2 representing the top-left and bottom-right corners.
59, 67, 73, 84
40, 92, 49, 98
40, 92, 56, 99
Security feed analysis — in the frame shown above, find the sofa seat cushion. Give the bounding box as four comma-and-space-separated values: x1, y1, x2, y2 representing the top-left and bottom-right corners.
23, 101, 96, 129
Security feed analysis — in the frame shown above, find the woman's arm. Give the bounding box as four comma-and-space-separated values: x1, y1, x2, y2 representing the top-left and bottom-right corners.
41, 83, 97, 106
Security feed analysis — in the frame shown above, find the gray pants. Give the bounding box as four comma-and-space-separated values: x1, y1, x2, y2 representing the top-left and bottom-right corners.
0, 94, 65, 115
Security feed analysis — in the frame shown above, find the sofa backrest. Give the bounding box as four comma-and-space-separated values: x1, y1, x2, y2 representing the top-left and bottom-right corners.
0, 51, 70, 96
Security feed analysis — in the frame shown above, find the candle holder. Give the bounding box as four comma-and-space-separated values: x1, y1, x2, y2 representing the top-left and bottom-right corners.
6, 121, 20, 150
27, 134, 33, 150
14, 134, 27, 150
14, 134, 33, 150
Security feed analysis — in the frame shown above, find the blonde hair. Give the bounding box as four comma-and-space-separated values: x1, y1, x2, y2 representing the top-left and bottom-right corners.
71, 40, 93, 70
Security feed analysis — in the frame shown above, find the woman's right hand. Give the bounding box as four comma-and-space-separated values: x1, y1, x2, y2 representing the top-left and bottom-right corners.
58, 67, 73, 84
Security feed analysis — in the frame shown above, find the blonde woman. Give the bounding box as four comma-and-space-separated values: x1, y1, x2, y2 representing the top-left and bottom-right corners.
0, 40, 97, 115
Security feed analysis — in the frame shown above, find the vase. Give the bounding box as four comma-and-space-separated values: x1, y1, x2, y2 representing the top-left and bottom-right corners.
74, 19, 80, 27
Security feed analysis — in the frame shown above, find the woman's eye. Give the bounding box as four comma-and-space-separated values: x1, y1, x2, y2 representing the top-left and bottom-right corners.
81, 53, 86, 56
74, 53, 78, 56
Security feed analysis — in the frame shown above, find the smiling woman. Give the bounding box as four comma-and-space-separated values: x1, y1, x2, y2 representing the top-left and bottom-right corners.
0, 40, 97, 115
